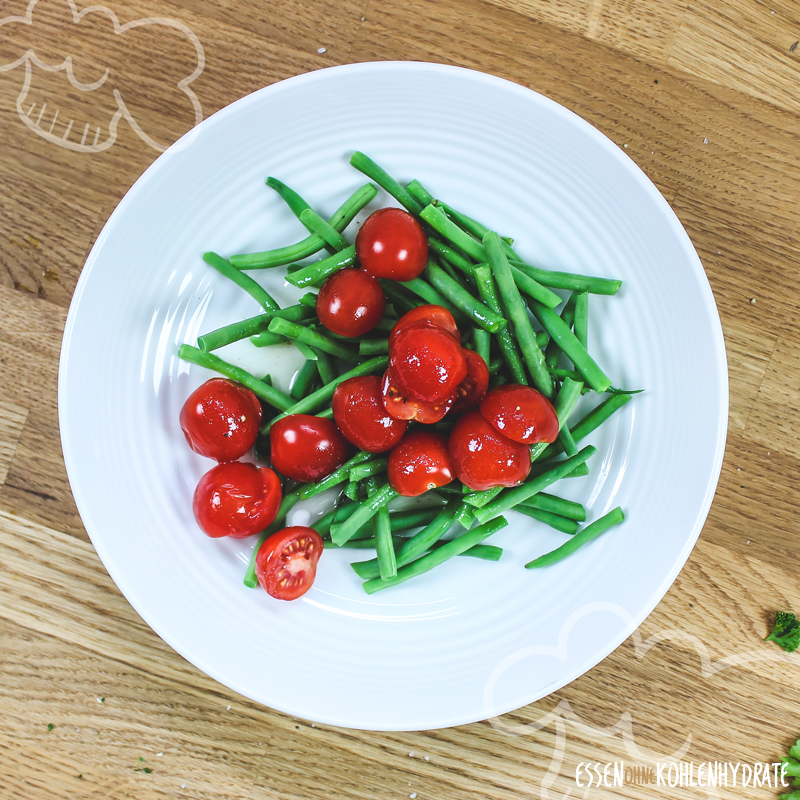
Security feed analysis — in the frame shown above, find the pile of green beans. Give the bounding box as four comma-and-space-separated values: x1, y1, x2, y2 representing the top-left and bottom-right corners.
179, 151, 638, 596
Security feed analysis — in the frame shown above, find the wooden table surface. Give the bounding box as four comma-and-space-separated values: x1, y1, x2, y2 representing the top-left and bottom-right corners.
2, 0, 800, 797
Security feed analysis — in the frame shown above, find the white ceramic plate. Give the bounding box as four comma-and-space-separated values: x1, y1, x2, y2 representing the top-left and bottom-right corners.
59, 62, 728, 731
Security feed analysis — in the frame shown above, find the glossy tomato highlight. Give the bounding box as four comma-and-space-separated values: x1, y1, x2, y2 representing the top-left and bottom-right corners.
387, 430, 454, 496
269, 415, 349, 482
355, 207, 428, 281
332, 375, 407, 452
316, 267, 386, 337
255, 526, 323, 600
479, 384, 559, 444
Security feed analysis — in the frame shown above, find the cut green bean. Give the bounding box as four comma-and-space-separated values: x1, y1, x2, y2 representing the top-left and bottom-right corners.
399, 274, 466, 322
525, 507, 625, 568
331, 483, 399, 545
380, 280, 423, 314
509, 264, 561, 309
457, 544, 503, 561
197, 304, 312, 352
473, 264, 527, 385
299, 208, 350, 251
484, 232, 553, 397
314, 502, 359, 537
359, 339, 389, 356
350, 152, 422, 214
473, 327, 490, 365
349, 459, 388, 482
514, 505, 579, 534
558, 425, 579, 458
298, 450, 375, 500
427, 237, 477, 278
266, 176, 334, 254
405, 179, 434, 207
294, 341, 318, 361
374, 504, 397, 580
521, 492, 585, 521
472, 446, 597, 525
261, 356, 388, 434
420, 204, 486, 261
425, 262, 507, 333
250, 332, 286, 348
290, 359, 318, 400
267, 318, 359, 363
178, 344, 294, 410
298, 292, 318, 308
361, 516, 509, 594
529, 460, 589, 479
202, 252, 279, 311
231, 183, 377, 269
511, 260, 622, 296
313, 348, 337, 385
344, 481, 360, 500
574, 291, 589, 349
545, 294, 576, 369
285, 246, 356, 288
529, 299, 611, 393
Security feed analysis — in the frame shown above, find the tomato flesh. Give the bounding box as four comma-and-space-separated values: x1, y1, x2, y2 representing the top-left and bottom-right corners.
387, 431, 454, 496
270, 415, 349, 483
380, 369, 455, 424
388, 305, 460, 350
255, 526, 324, 601
355, 207, 428, 281
389, 321, 467, 405
316, 267, 386, 337
479, 384, 559, 444
448, 410, 531, 491
180, 378, 262, 462
193, 462, 282, 538
450, 348, 490, 414
332, 375, 408, 452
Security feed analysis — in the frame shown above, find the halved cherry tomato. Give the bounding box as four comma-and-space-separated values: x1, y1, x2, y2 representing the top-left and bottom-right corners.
180, 378, 262, 462
389, 321, 467, 405
193, 462, 281, 538
479, 384, 559, 444
387, 431, 454, 496
270, 415, 349, 483
388, 304, 461, 349
355, 207, 428, 281
316, 267, 386, 337
381, 369, 455, 424
448, 410, 531, 491
332, 375, 408, 452
255, 526, 324, 600
450, 348, 490, 413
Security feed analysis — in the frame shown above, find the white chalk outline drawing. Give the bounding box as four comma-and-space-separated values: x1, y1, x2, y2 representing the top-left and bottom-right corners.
483, 601, 795, 799
0, 0, 205, 153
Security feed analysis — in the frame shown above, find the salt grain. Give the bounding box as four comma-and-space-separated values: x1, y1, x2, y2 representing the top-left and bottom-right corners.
227, 705, 231, 710
157, 753, 163, 757
181, 784, 186, 789
703, 138, 708, 144
424, 756, 429, 761
409, 751, 415, 757
410, 794, 417, 799
623, 143, 627, 148
750, 298, 756, 304
317, 47, 327, 54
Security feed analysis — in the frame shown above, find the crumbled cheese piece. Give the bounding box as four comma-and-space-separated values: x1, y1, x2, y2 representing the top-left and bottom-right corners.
317, 47, 327, 54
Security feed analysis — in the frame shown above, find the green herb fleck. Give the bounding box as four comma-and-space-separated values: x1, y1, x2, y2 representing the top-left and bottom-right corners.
77, 774, 83, 780
139, 757, 145, 762
766, 611, 800, 653
47, 723, 54, 732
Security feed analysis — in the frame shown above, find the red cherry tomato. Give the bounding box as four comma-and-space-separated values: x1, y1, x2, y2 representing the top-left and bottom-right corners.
387, 431, 454, 496
479, 384, 559, 444
388, 305, 461, 349
355, 207, 428, 281
193, 462, 282, 538
270, 414, 349, 482
380, 369, 455, 424
450, 349, 490, 413
255, 526, 324, 601
316, 267, 386, 337
332, 375, 408, 452
389, 321, 467, 405
448, 410, 531, 491
180, 378, 262, 462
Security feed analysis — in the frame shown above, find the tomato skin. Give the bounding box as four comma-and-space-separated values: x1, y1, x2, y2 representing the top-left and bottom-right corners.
332, 375, 408, 452
450, 349, 490, 414
448, 410, 531, 491
269, 415, 349, 482
255, 526, 324, 601
316, 267, 386, 337
389, 321, 467, 405
387, 431, 455, 496
380, 369, 455, 424
388, 305, 461, 350
180, 378, 262, 462
193, 462, 282, 538
479, 384, 559, 444
355, 207, 429, 281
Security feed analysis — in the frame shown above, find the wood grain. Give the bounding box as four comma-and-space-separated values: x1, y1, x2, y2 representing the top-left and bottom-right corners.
2, 0, 800, 797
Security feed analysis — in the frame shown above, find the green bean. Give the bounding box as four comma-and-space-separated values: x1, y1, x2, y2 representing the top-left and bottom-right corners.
509, 264, 561, 309
267, 318, 359, 363
197, 304, 312, 352
298, 451, 375, 500
250, 332, 286, 348
574, 291, 589, 349
261, 356, 388, 434
472, 446, 597, 525
455, 504, 475, 529
331, 483, 399, 545
231, 182, 377, 269
537, 393, 632, 461
359, 339, 389, 356
473, 265, 527, 384
427, 238, 476, 278
549, 367, 583, 381
458, 544, 503, 561
545, 294, 576, 369
344, 480, 360, 500
521, 492, 585, 521
314, 502, 359, 537
290, 359, 318, 400
350, 152, 422, 214
420, 204, 485, 261
514, 505, 579, 534
389, 507, 444, 530
313, 348, 337, 385
424, 262, 507, 333
375, 316, 398, 334
529, 460, 589, 479
265, 176, 335, 254
405, 179, 434, 207
349, 459, 388, 482
285, 247, 356, 288
558, 425, 579, 457
380, 280, 423, 314
294, 341, 318, 361
473, 327, 491, 365
511, 260, 622, 296
399, 274, 466, 322
484, 232, 553, 397
202, 252, 279, 311
299, 292, 318, 308
361, 516, 509, 594
529, 299, 612, 393
374, 504, 397, 580
178, 344, 294, 410
316, 407, 335, 420
525, 507, 625, 568
299, 208, 350, 251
